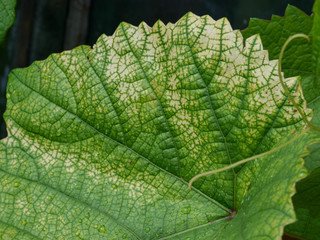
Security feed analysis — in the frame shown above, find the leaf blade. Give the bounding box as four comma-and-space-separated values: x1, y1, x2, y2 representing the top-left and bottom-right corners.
0, 12, 315, 239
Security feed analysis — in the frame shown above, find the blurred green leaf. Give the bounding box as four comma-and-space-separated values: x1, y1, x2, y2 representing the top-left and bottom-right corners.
0, 0, 16, 45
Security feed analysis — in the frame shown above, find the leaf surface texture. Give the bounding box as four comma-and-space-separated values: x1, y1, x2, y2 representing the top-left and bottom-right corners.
0, 12, 316, 239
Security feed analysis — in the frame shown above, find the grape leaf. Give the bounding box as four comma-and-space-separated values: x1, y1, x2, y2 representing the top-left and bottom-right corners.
293, 0, 320, 238
0, 0, 16, 44
0, 13, 316, 239
242, 3, 320, 168
285, 168, 320, 240
243, 1, 320, 239
306, 0, 320, 173
242, 4, 316, 103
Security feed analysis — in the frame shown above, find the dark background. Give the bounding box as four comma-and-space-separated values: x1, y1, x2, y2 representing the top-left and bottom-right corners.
0, 0, 314, 140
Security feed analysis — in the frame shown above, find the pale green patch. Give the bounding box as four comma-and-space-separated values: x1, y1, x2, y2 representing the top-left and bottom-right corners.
0, 12, 317, 239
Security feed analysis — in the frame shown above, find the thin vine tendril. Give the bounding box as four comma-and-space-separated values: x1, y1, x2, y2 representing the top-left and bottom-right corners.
188, 34, 320, 190
188, 128, 309, 190
278, 34, 320, 131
